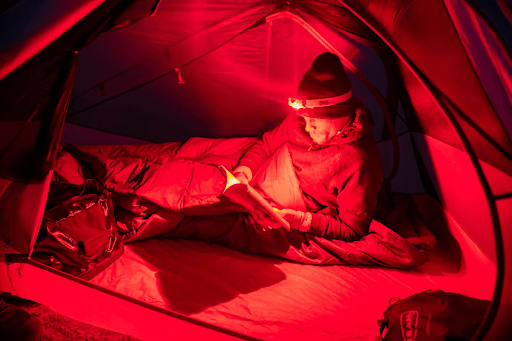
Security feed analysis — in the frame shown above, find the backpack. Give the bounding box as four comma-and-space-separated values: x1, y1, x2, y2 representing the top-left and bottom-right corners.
30, 179, 123, 280
379, 290, 490, 341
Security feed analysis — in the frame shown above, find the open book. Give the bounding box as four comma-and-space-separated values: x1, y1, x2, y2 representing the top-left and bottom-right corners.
219, 165, 290, 231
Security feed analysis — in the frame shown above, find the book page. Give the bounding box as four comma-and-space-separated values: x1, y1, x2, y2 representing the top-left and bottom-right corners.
219, 165, 290, 230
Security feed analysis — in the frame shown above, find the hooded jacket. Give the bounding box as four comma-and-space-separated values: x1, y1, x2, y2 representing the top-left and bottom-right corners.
237, 99, 384, 241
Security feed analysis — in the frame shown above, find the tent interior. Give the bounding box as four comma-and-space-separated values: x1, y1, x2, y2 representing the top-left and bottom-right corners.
1, 0, 512, 339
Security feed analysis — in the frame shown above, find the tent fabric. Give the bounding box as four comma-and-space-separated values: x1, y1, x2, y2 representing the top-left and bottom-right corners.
341, 0, 512, 176
67, 0, 512, 170
67, 1, 390, 142
0, 0, 160, 181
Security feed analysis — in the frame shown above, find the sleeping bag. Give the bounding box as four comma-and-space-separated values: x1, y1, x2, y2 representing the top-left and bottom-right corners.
55, 133, 432, 269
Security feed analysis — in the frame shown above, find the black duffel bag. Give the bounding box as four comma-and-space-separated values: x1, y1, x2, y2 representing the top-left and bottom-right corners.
31, 179, 123, 280
379, 290, 490, 341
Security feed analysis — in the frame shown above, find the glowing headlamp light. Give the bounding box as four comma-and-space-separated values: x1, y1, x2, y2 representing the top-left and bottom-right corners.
288, 90, 352, 109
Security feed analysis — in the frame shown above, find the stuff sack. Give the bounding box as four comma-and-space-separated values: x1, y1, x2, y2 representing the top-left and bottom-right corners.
31, 179, 123, 280
379, 290, 490, 341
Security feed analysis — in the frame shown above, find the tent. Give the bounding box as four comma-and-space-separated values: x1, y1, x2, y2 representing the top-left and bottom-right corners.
1, 0, 511, 339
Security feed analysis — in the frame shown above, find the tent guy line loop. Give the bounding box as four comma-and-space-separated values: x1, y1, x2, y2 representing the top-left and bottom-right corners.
175, 68, 185, 84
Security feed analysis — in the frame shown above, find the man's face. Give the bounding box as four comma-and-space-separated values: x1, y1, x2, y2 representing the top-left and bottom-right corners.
303, 116, 344, 145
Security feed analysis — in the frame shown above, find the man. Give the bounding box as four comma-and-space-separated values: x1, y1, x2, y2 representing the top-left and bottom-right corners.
60, 52, 420, 266
232, 52, 383, 241
167, 52, 385, 264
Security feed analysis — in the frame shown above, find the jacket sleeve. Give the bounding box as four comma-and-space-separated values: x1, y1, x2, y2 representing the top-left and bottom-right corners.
236, 116, 291, 177
300, 155, 384, 241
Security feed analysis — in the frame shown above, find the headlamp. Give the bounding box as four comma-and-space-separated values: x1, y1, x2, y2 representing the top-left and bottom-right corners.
288, 90, 352, 109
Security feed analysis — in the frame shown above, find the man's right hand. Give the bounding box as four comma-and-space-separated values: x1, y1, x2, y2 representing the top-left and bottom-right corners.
234, 172, 249, 184
232, 166, 253, 185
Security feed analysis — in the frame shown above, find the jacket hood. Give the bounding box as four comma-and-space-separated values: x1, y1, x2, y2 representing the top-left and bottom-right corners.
331, 97, 375, 145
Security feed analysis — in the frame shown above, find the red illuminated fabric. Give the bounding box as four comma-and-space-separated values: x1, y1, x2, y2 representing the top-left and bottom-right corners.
237, 98, 384, 240
63, 131, 426, 268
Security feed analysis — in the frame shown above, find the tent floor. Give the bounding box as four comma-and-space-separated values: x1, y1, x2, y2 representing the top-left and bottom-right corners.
0, 195, 496, 340
89, 195, 496, 340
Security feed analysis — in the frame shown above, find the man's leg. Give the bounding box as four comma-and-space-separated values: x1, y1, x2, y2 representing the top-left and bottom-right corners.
164, 213, 324, 264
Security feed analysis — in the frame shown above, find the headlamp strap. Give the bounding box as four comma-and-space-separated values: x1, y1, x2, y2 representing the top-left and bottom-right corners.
288, 90, 352, 109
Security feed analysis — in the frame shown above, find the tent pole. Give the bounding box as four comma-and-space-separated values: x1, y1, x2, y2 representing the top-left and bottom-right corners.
263, 19, 273, 130
32, 51, 78, 177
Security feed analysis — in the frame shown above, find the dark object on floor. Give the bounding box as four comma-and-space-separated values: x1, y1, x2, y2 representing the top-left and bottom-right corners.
1, 292, 140, 340
379, 290, 490, 341
31, 179, 124, 280
0, 293, 42, 341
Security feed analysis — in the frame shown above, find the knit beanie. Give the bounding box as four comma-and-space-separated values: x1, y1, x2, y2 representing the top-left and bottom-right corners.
291, 52, 354, 118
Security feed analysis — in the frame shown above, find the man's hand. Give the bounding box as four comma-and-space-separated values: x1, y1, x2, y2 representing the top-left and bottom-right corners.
233, 172, 249, 185
273, 208, 312, 230
232, 166, 253, 185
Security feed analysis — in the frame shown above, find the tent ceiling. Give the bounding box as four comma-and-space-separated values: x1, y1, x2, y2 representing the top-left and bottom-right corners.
62, 0, 512, 177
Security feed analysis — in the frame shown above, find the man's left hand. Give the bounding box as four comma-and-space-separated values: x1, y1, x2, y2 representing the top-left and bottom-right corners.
273, 208, 312, 230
